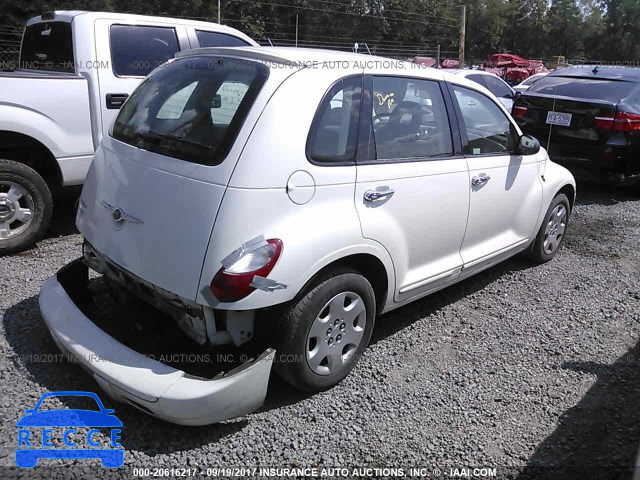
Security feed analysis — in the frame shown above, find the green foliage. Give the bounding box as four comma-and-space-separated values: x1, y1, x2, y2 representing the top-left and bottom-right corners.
0, 0, 637, 62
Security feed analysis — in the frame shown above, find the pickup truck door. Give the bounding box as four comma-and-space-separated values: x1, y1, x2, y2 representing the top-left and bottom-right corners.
449, 84, 543, 274
94, 19, 190, 138
354, 75, 469, 303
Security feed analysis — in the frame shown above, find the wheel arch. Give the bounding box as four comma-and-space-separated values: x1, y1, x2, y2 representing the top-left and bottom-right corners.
0, 130, 62, 192
297, 252, 391, 314
556, 183, 576, 210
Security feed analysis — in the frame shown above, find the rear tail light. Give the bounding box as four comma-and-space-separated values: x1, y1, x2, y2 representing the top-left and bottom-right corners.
210, 238, 283, 302
595, 111, 640, 132
513, 106, 528, 117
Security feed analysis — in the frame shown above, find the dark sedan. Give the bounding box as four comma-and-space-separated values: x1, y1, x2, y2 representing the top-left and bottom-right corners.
513, 66, 640, 184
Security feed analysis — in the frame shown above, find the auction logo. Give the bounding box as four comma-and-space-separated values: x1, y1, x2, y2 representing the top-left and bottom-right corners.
15, 391, 124, 468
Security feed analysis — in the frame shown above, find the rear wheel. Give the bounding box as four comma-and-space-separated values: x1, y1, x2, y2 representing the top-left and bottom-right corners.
526, 193, 570, 264
0, 159, 52, 254
275, 269, 376, 392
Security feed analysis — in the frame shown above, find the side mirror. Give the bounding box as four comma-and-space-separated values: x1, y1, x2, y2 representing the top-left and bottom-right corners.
519, 134, 540, 155
211, 94, 222, 108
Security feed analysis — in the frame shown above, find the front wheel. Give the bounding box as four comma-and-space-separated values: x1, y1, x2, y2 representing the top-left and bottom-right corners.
526, 193, 571, 264
274, 269, 376, 392
0, 159, 53, 254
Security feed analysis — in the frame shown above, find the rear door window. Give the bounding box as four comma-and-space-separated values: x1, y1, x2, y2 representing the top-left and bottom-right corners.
112, 56, 269, 165
110, 25, 180, 77
196, 30, 251, 48
20, 22, 74, 72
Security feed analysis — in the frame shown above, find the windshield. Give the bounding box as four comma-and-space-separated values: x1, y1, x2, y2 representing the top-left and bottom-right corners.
20, 21, 74, 72
527, 76, 636, 102
112, 56, 269, 165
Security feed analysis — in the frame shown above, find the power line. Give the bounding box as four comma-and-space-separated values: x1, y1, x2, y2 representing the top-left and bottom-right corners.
231, 0, 459, 29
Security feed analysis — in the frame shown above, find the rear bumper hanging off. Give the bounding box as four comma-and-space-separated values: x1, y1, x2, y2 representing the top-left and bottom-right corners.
38, 259, 275, 426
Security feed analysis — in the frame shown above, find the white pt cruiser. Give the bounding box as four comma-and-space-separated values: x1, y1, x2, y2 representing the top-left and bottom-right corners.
39, 47, 576, 425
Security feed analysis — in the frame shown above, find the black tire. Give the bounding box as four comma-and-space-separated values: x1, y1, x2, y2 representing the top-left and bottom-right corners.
0, 159, 53, 255
526, 193, 570, 264
274, 268, 376, 392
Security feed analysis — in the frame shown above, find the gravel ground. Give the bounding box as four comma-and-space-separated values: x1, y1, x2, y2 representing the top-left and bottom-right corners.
1, 185, 639, 480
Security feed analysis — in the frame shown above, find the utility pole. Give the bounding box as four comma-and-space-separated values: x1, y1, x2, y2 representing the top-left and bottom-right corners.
437, 44, 441, 68
295, 14, 299, 47
459, 5, 466, 68
218, 0, 221, 24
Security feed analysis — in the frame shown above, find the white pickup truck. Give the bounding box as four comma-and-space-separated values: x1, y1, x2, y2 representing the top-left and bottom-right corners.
0, 11, 257, 253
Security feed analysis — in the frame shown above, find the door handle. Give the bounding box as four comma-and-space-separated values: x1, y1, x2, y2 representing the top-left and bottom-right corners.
364, 187, 395, 202
106, 93, 129, 110
471, 174, 491, 187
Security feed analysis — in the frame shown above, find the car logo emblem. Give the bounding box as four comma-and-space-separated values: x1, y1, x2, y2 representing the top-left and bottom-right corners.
100, 201, 143, 224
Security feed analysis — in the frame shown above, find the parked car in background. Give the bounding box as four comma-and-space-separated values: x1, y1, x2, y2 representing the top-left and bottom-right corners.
0, 11, 257, 254
39, 47, 575, 425
513, 72, 548, 93
451, 69, 516, 110
513, 66, 640, 185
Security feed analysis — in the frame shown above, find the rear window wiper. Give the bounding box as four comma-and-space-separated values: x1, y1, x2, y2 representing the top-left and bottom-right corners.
134, 130, 213, 150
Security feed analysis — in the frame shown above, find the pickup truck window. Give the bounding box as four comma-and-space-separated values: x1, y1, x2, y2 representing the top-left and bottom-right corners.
20, 22, 74, 73
112, 56, 269, 165
196, 30, 251, 47
110, 25, 180, 77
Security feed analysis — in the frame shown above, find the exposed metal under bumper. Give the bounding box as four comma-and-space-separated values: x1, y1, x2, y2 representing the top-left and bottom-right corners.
38, 259, 275, 426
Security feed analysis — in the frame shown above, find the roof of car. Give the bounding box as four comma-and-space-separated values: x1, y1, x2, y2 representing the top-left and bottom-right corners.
179, 46, 399, 64
26, 11, 256, 44
176, 47, 507, 101
550, 65, 640, 81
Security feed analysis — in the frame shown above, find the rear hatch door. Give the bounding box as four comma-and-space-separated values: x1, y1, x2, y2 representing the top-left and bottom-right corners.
78, 54, 276, 301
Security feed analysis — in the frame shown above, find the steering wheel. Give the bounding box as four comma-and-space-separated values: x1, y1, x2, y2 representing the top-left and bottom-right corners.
466, 128, 508, 152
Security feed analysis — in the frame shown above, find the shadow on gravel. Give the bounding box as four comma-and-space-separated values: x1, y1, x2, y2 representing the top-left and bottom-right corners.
370, 256, 535, 345
2, 295, 250, 454
574, 181, 638, 207
48, 188, 81, 239
517, 340, 640, 480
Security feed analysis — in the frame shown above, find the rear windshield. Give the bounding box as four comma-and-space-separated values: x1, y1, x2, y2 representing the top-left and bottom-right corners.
111, 56, 269, 165
20, 22, 74, 72
527, 76, 636, 102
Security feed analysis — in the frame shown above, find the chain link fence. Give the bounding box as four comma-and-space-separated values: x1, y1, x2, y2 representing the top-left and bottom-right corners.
0, 25, 22, 71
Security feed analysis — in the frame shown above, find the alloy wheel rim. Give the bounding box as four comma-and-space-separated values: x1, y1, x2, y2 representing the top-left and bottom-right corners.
306, 291, 367, 376
543, 204, 567, 254
0, 181, 34, 240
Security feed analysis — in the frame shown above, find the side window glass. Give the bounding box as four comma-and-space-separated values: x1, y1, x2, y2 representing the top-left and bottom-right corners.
453, 85, 516, 155
372, 76, 453, 160
110, 25, 180, 77
196, 30, 251, 47
307, 76, 362, 163
484, 75, 513, 98
467, 74, 489, 89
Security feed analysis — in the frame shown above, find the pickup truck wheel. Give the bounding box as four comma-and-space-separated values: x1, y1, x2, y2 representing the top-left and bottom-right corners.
526, 193, 570, 264
275, 269, 376, 392
0, 159, 53, 254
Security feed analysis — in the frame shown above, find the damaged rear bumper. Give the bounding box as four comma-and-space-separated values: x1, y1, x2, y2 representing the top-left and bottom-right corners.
38, 259, 275, 426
